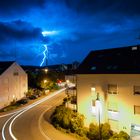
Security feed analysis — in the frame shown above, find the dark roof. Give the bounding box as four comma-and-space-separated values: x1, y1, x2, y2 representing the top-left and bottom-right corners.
77, 45, 140, 74
0, 61, 14, 75
21, 65, 42, 71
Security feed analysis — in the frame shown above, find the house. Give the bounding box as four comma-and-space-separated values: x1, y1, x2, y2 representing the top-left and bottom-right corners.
76, 45, 140, 139
0, 61, 28, 109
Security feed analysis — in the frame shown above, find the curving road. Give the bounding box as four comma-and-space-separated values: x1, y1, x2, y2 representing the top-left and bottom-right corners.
0, 89, 66, 140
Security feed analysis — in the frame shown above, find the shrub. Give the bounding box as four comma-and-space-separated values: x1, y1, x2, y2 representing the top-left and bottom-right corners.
25, 88, 34, 97
87, 123, 113, 140
51, 105, 72, 129
51, 105, 130, 140
70, 112, 85, 135
101, 123, 113, 140
118, 131, 130, 140
109, 131, 130, 140
87, 123, 99, 140
51, 105, 86, 137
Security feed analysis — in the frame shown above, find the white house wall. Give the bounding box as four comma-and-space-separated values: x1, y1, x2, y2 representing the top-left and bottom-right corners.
76, 74, 140, 135
0, 62, 27, 108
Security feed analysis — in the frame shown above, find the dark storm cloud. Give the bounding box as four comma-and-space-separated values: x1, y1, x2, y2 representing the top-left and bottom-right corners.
0, 0, 45, 16
64, 0, 140, 16
0, 20, 42, 43
0, 0, 140, 65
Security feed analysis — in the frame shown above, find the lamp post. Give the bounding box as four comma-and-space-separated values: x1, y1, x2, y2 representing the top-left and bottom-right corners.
96, 93, 102, 140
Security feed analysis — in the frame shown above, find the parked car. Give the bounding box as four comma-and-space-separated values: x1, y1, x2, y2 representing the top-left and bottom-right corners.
28, 94, 38, 100
16, 98, 28, 105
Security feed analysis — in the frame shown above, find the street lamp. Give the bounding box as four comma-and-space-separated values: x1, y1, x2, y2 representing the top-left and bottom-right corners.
44, 80, 47, 83
95, 93, 102, 140
44, 69, 48, 73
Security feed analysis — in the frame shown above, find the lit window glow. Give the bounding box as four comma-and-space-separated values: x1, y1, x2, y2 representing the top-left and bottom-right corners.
91, 87, 96, 91
108, 110, 119, 121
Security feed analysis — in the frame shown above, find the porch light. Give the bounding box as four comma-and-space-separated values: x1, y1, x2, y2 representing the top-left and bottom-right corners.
44, 80, 47, 83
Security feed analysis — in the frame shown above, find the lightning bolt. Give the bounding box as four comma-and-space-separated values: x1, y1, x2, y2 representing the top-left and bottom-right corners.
40, 44, 48, 66
40, 30, 58, 66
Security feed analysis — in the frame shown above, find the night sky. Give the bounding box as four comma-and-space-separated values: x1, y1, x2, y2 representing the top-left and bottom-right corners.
0, 0, 140, 66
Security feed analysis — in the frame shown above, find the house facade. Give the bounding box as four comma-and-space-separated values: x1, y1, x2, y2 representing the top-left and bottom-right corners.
0, 61, 28, 109
76, 45, 140, 139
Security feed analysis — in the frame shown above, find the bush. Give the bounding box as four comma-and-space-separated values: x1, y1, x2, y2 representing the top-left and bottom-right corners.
101, 123, 113, 140
25, 88, 34, 97
118, 131, 130, 140
51, 105, 130, 140
87, 123, 113, 140
87, 123, 99, 140
70, 112, 85, 135
51, 105, 86, 137
51, 105, 72, 129
109, 131, 130, 140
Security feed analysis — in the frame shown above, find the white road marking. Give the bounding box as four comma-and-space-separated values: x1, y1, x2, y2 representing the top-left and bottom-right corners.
38, 95, 65, 140
39, 106, 53, 140
2, 88, 65, 140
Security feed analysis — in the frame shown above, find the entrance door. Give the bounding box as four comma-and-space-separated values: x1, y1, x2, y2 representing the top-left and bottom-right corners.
131, 124, 140, 140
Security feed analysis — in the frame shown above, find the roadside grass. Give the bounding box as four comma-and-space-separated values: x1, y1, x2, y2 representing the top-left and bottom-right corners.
0, 103, 21, 112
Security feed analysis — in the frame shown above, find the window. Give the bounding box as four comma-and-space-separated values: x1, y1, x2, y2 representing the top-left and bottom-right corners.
108, 84, 118, 94
106, 65, 118, 70
91, 66, 96, 70
108, 111, 119, 121
108, 102, 118, 112
91, 99, 96, 115
91, 87, 96, 97
92, 100, 96, 106
108, 102, 119, 121
132, 46, 137, 51
134, 106, 140, 115
13, 71, 19, 76
134, 86, 140, 95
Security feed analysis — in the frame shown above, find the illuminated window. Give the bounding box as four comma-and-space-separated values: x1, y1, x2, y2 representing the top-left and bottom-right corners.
91, 99, 96, 115
132, 46, 137, 50
134, 106, 140, 115
91, 87, 97, 99
108, 111, 119, 121
108, 84, 118, 94
134, 86, 140, 95
92, 100, 96, 106
108, 101, 119, 120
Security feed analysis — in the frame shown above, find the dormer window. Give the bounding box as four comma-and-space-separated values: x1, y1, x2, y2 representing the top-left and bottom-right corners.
132, 46, 137, 51
91, 66, 96, 70
13, 71, 19, 76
